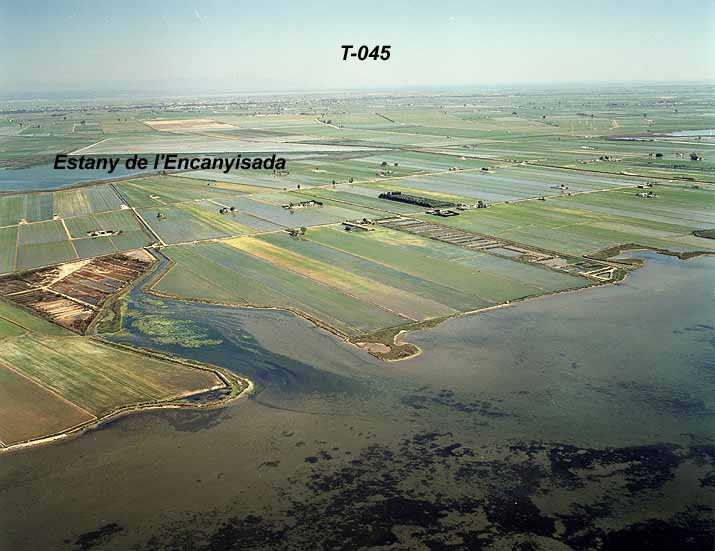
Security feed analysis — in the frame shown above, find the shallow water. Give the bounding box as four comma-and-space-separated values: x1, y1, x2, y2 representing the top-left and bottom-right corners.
0, 164, 157, 192
0, 253, 712, 549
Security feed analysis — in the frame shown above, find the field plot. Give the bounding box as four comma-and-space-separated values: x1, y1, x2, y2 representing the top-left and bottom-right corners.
550, 183, 715, 228
280, 123, 483, 148
290, 188, 427, 215
0, 335, 221, 445
0, 186, 144, 272
156, 153, 478, 192
172, 155, 420, 190
0, 315, 25, 338
174, 170, 294, 191
0, 194, 28, 226
419, 184, 715, 256
16, 220, 77, 270
155, 242, 405, 335
0, 193, 54, 226
197, 128, 312, 140
0, 135, 98, 165
1, 336, 220, 416
115, 175, 251, 208
286, 157, 422, 183
303, 226, 590, 298
73, 133, 378, 155
25, 193, 54, 222
216, 195, 380, 228
366, 150, 492, 172
1, 185, 124, 226
154, 226, 589, 337
144, 118, 239, 132
54, 184, 124, 217
0, 251, 154, 332
0, 226, 17, 273
99, 119, 152, 133
231, 235, 457, 320
199, 113, 319, 129
351, 109, 563, 137
324, 112, 398, 129
0, 299, 71, 335
64, 209, 152, 253
447, 134, 715, 182
140, 201, 255, 244
72, 237, 118, 258
0, 364, 95, 446
360, 165, 637, 205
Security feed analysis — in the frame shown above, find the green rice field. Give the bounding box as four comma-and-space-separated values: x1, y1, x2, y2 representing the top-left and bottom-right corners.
155, 241, 406, 335
0, 187, 154, 273
418, 183, 715, 256
54, 184, 124, 217
154, 227, 590, 336
0, 299, 71, 336
0, 335, 221, 445
115, 175, 252, 207
0, 295, 222, 447
0, 185, 124, 225
139, 201, 256, 244
0, 227, 17, 273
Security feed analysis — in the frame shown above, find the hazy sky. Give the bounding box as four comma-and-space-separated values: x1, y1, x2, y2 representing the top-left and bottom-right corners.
1, 0, 713, 95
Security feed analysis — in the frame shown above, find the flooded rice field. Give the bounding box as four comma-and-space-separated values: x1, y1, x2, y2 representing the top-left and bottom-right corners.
0, 252, 712, 550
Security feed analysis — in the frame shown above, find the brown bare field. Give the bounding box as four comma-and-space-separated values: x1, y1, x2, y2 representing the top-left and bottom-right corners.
144, 118, 239, 132
0, 251, 154, 333
0, 364, 94, 446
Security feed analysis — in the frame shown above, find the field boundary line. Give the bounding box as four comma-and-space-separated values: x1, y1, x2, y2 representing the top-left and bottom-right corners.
0, 355, 97, 419
226, 240, 419, 322
68, 137, 111, 155
308, 231, 553, 299
151, 257, 249, 305
132, 208, 166, 246
13, 221, 19, 272
27, 336, 160, 403
61, 218, 81, 259
0, 311, 33, 334
301, 233, 492, 306
296, 189, 420, 216
205, 198, 287, 228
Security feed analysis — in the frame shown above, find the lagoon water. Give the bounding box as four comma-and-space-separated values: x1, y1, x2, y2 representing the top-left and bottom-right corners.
0, 163, 157, 192
0, 253, 713, 549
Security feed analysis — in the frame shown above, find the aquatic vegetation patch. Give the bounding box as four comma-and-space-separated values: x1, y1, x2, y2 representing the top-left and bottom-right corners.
123, 432, 713, 550
129, 315, 223, 348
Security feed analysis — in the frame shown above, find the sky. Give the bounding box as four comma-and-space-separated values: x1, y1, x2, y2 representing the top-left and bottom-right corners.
1, 0, 714, 96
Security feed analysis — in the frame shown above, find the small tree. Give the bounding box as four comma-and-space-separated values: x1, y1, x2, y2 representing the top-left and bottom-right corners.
299, 226, 307, 236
